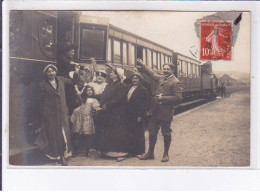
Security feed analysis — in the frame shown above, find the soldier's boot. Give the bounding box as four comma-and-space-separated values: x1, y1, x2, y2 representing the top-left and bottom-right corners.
161, 135, 171, 162
139, 134, 157, 160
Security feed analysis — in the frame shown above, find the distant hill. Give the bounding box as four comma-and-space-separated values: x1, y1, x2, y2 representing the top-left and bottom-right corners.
214, 71, 250, 83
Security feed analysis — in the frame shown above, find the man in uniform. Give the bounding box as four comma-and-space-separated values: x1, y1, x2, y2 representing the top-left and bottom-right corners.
136, 58, 182, 162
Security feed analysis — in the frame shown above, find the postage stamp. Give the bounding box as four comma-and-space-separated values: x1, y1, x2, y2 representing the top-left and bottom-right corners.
200, 21, 232, 61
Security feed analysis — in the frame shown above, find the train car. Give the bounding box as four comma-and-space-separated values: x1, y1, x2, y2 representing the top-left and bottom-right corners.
172, 52, 202, 102
57, 13, 174, 94
9, 10, 58, 149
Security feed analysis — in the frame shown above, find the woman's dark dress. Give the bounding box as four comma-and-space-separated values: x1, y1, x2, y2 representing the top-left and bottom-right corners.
98, 80, 129, 153
126, 85, 148, 155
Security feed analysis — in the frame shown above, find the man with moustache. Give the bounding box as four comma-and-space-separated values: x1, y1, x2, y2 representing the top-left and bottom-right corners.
136, 58, 182, 162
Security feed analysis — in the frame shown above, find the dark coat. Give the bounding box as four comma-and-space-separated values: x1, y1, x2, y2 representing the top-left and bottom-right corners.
126, 85, 148, 155
38, 76, 72, 158
140, 65, 183, 121
57, 56, 75, 115
98, 80, 129, 153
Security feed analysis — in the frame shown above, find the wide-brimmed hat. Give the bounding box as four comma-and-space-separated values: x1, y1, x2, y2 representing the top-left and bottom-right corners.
114, 68, 126, 81
130, 71, 143, 80
96, 69, 107, 78
43, 64, 58, 74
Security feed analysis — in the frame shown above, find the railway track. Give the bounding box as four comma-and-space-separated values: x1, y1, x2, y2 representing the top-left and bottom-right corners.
174, 96, 217, 115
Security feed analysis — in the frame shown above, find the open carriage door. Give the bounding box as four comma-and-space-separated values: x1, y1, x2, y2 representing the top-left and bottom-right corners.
137, 46, 143, 62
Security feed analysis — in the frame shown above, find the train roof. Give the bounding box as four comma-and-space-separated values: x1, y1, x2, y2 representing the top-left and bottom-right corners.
174, 52, 202, 65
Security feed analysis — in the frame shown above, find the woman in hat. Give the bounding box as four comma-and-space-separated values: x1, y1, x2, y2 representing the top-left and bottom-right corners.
125, 72, 149, 156
38, 64, 75, 165
57, 44, 78, 79
97, 65, 129, 161
88, 69, 108, 101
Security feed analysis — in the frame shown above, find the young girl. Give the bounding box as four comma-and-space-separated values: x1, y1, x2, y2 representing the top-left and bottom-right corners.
71, 85, 102, 157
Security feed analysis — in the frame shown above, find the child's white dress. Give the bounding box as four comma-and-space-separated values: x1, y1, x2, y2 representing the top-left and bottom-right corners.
71, 98, 100, 135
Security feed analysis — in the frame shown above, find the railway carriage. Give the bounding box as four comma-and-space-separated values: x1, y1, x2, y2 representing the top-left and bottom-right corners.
58, 13, 174, 95
9, 10, 58, 149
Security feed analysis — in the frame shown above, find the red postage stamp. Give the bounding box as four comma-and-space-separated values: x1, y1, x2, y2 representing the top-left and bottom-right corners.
200, 21, 232, 61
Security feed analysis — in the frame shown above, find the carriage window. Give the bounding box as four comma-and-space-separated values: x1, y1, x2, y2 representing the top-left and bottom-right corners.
81, 28, 105, 59
113, 40, 121, 64
153, 51, 157, 69
147, 49, 152, 68
198, 66, 201, 77
128, 43, 135, 66
107, 38, 112, 62
161, 53, 165, 66
143, 48, 146, 65
177, 60, 182, 76
165, 55, 169, 63
169, 57, 172, 63
188, 63, 193, 77
191, 63, 194, 77
123, 42, 127, 65
157, 53, 161, 70
193, 64, 197, 77
182, 61, 187, 76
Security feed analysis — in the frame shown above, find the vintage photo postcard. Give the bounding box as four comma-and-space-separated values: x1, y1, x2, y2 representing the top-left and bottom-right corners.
3, 0, 260, 191
6, 9, 251, 168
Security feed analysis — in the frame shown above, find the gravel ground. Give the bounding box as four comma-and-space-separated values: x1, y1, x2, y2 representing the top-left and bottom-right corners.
46, 89, 250, 167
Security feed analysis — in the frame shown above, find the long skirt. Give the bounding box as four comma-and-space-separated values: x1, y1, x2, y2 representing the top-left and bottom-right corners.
126, 118, 145, 155
97, 110, 129, 153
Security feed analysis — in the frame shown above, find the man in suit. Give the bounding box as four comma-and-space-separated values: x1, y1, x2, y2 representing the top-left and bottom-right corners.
136, 58, 182, 162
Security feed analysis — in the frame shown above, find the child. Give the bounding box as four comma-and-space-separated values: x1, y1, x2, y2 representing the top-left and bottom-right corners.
73, 67, 92, 108
71, 85, 102, 157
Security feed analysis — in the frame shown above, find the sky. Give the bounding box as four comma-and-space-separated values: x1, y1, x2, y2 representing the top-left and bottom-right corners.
83, 11, 250, 73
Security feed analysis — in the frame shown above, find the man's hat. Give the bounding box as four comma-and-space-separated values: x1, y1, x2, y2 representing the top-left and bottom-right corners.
163, 63, 175, 70
61, 42, 77, 53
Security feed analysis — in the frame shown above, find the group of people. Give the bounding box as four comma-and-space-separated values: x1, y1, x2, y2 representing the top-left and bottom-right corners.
36, 44, 183, 166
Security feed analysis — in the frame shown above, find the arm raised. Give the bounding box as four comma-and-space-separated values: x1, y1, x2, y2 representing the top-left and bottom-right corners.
136, 58, 161, 82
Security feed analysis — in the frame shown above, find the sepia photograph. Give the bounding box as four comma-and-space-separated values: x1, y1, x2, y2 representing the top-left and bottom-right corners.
8, 10, 250, 167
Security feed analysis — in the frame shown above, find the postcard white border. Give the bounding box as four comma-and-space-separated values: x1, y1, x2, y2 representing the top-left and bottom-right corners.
2, 0, 260, 190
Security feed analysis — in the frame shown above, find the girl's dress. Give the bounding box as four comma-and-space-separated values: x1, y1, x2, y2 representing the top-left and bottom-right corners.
71, 98, 100, 135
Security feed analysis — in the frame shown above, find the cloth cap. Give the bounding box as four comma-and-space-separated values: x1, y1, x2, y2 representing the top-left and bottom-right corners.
163, 63, 175, 70
130, 71, 143, 80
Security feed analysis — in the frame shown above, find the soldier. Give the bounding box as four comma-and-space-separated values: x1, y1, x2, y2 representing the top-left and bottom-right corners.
136, 58, 182, 162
